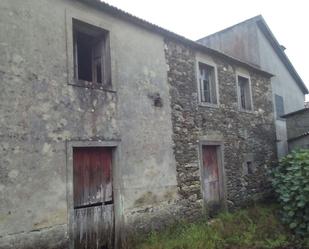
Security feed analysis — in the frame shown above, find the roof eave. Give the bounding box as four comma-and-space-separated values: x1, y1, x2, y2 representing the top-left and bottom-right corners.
287, 132, 309, 142
281, 108, 309, 118
75, 0, 274, 78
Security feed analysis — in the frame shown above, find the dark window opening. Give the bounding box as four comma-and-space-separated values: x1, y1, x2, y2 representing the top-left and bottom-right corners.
75, 31, 93, 82
247, 161, 254, 174
238, 75, 252, 111
73, 19, 111, 87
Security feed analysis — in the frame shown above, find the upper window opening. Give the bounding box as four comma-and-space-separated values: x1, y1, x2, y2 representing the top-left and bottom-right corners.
198, 62, 217, 104
237, 75, 252, 111
73, 19, 111, 87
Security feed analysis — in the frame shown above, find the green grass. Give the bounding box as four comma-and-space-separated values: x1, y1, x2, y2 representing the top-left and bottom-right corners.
132, 204, 308, 249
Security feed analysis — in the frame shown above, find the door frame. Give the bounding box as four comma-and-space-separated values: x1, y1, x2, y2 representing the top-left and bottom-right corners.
66, 140, 120, 249
198, 140, 227, 210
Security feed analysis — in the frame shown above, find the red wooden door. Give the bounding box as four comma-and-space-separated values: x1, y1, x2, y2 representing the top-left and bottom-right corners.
202, 146, 220, 204
73, 147, 114, 249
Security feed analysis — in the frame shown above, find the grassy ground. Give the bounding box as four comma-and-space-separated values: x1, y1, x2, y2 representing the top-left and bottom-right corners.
132, 204, 309, 249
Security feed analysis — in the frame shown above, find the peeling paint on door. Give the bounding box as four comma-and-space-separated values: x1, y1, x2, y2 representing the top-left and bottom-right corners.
202, 146, 220, 204
73, 147, 114, 249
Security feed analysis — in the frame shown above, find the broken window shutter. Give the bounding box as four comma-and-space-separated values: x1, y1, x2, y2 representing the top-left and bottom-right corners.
204, 78, 211, 102
73, 32, 79, 80
104, 34, 112, 87
204, 68, 211, 103
245, 82, 252, 110
210, 69, 217, 104
92, 39, 104, 84
240, 82, 246, 109
199, 67, 205, 102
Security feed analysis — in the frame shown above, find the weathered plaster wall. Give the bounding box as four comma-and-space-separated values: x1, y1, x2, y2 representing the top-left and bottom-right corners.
256, 27, 305, 158
0, 0, 177, 248
256, 28, 305, 114
165, 39, 277, 212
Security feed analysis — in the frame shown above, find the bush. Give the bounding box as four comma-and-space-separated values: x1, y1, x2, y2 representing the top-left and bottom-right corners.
271, 149, 309, 236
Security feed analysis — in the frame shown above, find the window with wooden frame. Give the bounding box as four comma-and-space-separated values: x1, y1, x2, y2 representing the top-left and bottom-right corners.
73, 19, 111, 88
198, 62, 218, 105
237, 75, 252, 111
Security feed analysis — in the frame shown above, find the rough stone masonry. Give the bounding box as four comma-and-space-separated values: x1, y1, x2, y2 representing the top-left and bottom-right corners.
164, 39, 277, 210
125, 38, 278, 234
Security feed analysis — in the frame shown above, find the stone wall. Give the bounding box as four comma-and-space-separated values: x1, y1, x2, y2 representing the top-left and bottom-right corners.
164, 39, 277, 211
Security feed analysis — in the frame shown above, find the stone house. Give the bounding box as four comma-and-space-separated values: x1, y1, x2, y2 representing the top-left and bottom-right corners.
198, 15, 309, 158
0, 0, 276, 248
282, 108, 309, 150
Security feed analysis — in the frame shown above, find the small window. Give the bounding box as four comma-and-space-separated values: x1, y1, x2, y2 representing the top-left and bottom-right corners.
246, 161, 254, 174
242, 160, 255, 175
275, 94, 285, 119
73, 19, 111, 87
237, 75, 252, 111
198, 62, 217, 104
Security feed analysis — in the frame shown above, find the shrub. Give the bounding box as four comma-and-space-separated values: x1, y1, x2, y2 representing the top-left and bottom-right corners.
271, 149, 309, 236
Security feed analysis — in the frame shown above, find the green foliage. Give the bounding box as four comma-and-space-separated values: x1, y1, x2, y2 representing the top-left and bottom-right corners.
135, 205, 295, 249
271, 149, 309, 236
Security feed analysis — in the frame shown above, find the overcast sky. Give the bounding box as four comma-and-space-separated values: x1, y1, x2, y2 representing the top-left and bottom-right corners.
104, 0, 309, 99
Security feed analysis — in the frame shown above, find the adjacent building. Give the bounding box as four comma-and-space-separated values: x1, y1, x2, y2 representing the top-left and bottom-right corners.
282, 108, 309, 151
198, 15, 309, 157
0, 1, 278, 249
